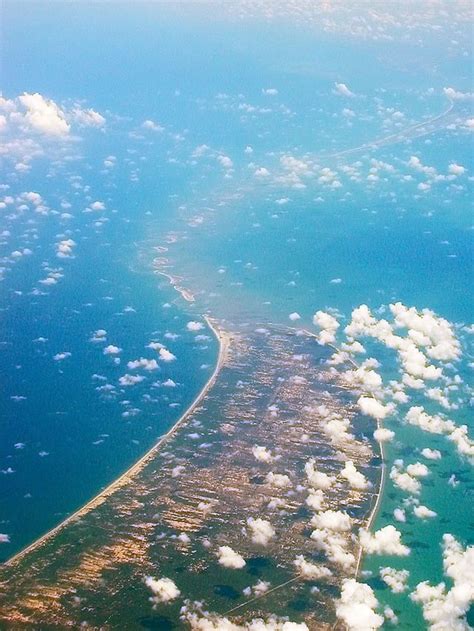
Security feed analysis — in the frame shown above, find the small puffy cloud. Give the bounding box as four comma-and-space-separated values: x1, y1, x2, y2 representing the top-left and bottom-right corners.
104, 345, 121, 355
306, 488, 325, 511
448, 163, 466, 176
159, 348, 176, 362
72, 107, 105, 127
358, 396, 393, 421
56, 238, 76, 259
252, 445, 273, 463
262, 88, 278, 95
217, 545, 246, 569
187, 321, 204, 332
311, 509, 352, 532
336, 579, 383, 631
305, 458, 335, 490
334, 82, 355, 97
266, 471, 291, 488
421, 448, 441, 460
359, 525, 410, 556
90, 200, 105, 211
289, 312, 301, 321
119, 374, 145, 386
313, 310, 339, 345
142, 119, 164, 132
413, 505, 437, 519
0, 533, 10, 543
374, 427, 395, 442
411, 534, 474, 630
380, 567, 409, 593
18, 92, 70, 136
127, 357, 159, 371
247, 517, 275, 546
443, 87, 474, 101
293, 555, 331, 580
340, 460, 370, 490
53, 351, 71, 361
217, 154, 233, 169
145, 576, 180, 605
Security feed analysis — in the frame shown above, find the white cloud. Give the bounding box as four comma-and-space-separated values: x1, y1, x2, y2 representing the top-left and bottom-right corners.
127, 357, 159, 371
336, 579, 383, 630
358, 396, 393, 421
421, 448, 442, 460
187, 321, 204, 332
411, 534, 474, 630
359, 525, 410, 556
18, 92, 70, 136
159, 348, 176, 362
334, 83, 355, 97
145, 576, 180, 605
103, 345, 121, 355
340, 460, 370, 490
72, 107, 105, 127
373, 427, 395, 442
311, 509, 352, 532
414, 505, 437, 519
266, 471, 291, 488
217, 545, 246, 569
380, 567, 409, 593
293, 555, 331, 580
313, 310, 339, 345
304, 458, 335, 490
119, 374, 145, 386
252, 445, 273, 463
247, 517, 275, 546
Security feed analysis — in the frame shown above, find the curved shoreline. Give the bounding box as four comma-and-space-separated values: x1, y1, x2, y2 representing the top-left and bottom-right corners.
3, 315, 229, 567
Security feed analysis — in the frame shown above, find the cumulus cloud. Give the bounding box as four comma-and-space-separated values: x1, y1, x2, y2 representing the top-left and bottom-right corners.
18, 92, 70, 136
145, 576, 181, 605
304, 458, 335, 490
380, 567, 409, 593
334, 83, 355, 97
336, 579, 383, 630
187, 321, 204, 332
411, 534, 474, 630
293, 555, 332, 580
313, 310, 339, 345
247, 517, 275, 546
252, 445, 274, 463
413, 505, 437, 519
266, 471, 291, 488
359, 525, 410, 556
159, 348, 176, 362
311, 510, 352, 532
104, 344, 121, 355
373, 427, 395, 442
127, 357, 159, 371
217, 545, 246, 569
358, 396, 394, 421
340, 460, 370, 490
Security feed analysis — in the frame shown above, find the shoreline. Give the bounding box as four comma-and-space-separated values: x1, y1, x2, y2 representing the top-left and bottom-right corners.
3, 315, 229, 567
297, 327, 387, 580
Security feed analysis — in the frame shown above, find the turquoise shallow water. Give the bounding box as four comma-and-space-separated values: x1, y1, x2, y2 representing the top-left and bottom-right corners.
1, 2, 472, 627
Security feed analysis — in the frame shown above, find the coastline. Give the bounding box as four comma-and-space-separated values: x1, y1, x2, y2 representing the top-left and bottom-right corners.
3, 315, 229, 567
298, 327, 387, 580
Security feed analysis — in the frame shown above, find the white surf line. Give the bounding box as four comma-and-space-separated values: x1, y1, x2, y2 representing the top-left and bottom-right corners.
3, 315, 229, 568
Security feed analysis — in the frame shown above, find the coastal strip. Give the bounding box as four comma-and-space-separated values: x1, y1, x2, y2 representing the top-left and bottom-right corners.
3, 315, 230, 567
296, 326, 387, 580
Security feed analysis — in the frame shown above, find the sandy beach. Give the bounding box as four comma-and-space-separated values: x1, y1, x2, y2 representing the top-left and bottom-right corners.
4, 316, 230, 567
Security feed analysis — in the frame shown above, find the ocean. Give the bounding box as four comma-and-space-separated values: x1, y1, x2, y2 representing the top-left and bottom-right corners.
1, 2, 472, 628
